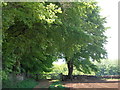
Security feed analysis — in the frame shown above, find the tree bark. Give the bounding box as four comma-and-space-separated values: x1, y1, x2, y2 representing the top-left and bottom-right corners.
67, 58, 73, 80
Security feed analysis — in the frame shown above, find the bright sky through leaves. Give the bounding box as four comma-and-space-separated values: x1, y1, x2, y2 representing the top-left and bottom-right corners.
97, 0, 118, 60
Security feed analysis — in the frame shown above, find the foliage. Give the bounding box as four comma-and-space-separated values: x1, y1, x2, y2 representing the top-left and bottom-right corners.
72, 2, 107, 73
51, 64, 68, 75
2, 2, 62, 30
2, 1, 107, 80
2, 2, 62, 75
0, 70, 8, 80
57, 2, 107, 78
2, 78, 38, 88
50, 63, 95, 76
95, 60, 120, 76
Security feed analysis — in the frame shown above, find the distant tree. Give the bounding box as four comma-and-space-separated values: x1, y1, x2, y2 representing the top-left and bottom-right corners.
95, 60, 120, 75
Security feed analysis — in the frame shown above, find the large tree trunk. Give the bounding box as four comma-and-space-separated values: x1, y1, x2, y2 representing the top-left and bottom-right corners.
67, 58, 73, 80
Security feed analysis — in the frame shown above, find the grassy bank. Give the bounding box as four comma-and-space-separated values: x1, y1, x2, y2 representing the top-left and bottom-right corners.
2, 78, 39, 88
49, 80, 66, 89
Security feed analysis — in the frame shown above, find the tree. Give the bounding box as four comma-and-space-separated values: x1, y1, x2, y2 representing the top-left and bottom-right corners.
2, 1, 107, 80
2, 2, 62, 75
95, 60, 120, 75
57, 2, 107, 79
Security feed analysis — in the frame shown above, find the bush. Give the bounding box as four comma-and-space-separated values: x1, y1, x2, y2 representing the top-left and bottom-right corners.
1, 70, 8, 80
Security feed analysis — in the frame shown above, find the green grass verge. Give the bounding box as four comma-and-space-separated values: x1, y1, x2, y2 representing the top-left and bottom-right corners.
49, 81, 66, 90
2, 78, 39, 88
103, 78, 120, 80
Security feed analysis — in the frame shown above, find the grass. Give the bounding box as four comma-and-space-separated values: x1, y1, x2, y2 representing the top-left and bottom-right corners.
103, 78, 120, 80
49, 80, 66, 89
2, 78, 39, 88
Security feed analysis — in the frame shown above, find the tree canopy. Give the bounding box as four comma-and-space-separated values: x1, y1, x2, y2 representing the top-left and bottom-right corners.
2, 1, 107, 79
55, 2, 107, 78
2, 2, 62, 75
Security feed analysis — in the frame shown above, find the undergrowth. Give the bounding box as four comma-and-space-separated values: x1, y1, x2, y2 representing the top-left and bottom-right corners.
2, 78, 38, 88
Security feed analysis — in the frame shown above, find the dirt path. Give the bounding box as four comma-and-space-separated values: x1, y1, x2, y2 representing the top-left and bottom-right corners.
33, 79, 120, 89
62, 79, 120, 88
33, 80, 52, 88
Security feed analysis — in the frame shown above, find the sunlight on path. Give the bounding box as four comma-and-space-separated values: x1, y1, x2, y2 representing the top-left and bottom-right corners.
33, 80, 52, 88
63, 79, 119, 88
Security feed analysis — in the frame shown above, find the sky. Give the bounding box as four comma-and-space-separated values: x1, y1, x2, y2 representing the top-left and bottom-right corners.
97, 0, 119, 60
54, 0, 119, 64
